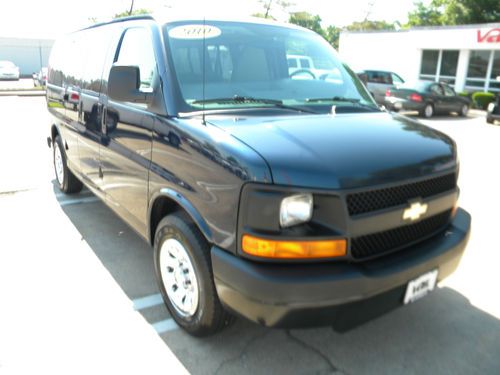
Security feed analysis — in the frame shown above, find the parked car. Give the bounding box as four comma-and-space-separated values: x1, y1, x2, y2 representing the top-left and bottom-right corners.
0, 60, 20, 80
47, 16, 470, 337
487, 94, 500, 124
385, 81, 470, 118
33, 67, 48, 87
358, 70, 405, 105
486, 77, 500, 124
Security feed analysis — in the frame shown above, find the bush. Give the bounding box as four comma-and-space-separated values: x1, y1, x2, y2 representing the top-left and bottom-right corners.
471, 92, 496, 110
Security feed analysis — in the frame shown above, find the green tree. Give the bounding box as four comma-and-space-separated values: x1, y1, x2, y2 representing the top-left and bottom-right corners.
407, 0, 500, 26
252, 12, 276, 20
325, 25, 341, 49
114, 8, 150, 19
258, 0, 294, 19
406, 2, 443, 26
345, 20, 396, 31
289, 12, 326, 38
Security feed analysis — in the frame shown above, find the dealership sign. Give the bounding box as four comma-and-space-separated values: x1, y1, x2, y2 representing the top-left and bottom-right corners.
477, 28, 500, 43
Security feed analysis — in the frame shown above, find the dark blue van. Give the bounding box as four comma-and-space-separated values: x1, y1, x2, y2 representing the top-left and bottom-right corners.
47, 15, 471, 336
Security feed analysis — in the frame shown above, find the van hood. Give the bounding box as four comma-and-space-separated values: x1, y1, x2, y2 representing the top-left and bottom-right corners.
207, 112, 456, 189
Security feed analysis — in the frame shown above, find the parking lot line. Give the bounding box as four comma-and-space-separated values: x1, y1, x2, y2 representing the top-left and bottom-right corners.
133, 293, 164, 311
152, 318, 178, 334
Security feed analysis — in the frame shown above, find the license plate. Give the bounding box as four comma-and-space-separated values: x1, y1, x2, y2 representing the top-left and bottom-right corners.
394, 101, 402, 109
403, 269, 438, 304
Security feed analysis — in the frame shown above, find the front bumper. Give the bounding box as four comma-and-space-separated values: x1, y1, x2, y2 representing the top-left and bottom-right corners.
212, 208, 471, 331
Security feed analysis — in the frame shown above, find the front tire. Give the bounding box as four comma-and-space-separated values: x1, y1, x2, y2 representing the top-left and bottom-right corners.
459, 104, 469, 117
53, 135, 82, 194
154, 213, 233, 336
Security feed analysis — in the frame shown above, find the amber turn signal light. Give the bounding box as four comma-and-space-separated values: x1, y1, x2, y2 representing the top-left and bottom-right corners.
242, 235, 347, 259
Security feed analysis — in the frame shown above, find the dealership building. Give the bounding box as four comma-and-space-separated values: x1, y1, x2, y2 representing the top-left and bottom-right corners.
0, 37, 54, 77
339, 23, 500, 93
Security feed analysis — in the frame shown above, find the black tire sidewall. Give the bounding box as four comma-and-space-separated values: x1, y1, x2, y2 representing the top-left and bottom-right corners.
153, 214, 220, 335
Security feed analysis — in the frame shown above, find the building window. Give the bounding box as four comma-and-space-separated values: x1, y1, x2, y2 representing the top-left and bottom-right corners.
439, 50, 459, 84
465, 50, 499, 92
420, 49, 459, 85
489, 51, 500, 91
421, 50, 439, 77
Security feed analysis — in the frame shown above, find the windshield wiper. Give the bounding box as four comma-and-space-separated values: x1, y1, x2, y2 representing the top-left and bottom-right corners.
192, 95, 317, 114
305, 96, 378, 110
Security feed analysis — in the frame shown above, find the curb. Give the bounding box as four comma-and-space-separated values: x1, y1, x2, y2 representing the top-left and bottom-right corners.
0, 91, 46, 97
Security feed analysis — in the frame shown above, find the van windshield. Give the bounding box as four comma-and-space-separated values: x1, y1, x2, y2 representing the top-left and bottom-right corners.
163, 20, 377, 113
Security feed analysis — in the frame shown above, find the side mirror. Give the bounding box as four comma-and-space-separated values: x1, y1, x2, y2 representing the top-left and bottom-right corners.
108, 65, 153, 104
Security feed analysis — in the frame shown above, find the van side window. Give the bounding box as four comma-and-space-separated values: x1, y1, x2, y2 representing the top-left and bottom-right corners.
287, 58, 297, 68
81, 27, 113, 93
299, 58, 310, 68
116, 28, 156, 90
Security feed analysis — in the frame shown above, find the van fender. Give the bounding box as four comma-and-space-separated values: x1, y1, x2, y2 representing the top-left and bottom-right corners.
148, 187, 214, 245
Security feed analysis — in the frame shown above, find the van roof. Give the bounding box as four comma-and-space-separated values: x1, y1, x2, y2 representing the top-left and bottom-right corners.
80, 13, 310, 34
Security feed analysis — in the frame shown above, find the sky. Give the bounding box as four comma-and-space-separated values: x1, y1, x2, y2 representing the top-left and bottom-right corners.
0, 0, 425, 39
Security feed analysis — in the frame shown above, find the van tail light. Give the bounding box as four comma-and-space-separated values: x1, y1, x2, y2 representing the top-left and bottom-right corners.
409, 93, 423, 102
385, 89, 391, 97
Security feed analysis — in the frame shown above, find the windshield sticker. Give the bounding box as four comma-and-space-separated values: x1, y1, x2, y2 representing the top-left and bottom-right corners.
169, 25, 221, 40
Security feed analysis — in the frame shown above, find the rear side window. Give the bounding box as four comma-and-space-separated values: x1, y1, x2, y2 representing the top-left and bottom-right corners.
116, 28, 156, 90
442, 84, 455, 97
429, 84, 443, 95
391, 73, 404, 84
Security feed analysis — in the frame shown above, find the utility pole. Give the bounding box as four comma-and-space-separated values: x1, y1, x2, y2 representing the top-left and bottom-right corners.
364, 0, 376, 21
128, 0, 135, 15
264, 0, 272, 18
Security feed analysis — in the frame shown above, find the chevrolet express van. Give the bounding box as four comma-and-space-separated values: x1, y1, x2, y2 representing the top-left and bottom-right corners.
47, 15, 471, 336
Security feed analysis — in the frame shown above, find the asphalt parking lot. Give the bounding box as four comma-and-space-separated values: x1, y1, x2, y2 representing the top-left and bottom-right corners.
0, 96, 499, 375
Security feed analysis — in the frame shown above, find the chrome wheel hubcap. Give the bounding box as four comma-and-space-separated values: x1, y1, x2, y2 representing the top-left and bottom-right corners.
462, 105, 468, 116
54, 143, 64, 185
159, 238, 199, 317
425, 105, 433, 117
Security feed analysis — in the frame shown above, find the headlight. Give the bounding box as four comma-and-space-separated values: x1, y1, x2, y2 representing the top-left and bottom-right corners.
279, 194, 313, 228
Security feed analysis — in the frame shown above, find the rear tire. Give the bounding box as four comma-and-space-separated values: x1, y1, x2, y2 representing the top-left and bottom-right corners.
486, 115, 494, 124
420, 103, 434, 118
53, 135, 83, 194
153, 213, 233, 336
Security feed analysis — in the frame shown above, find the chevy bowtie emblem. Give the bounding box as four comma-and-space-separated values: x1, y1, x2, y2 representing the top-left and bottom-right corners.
403, 201, 428, 221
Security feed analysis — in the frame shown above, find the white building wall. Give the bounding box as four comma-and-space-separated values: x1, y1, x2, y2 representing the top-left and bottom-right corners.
339, 23, 500, 93
339, 31, 420, 83
0, 38, 54, 76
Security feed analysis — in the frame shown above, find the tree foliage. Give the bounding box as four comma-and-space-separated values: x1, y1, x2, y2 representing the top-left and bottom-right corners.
289, 12, 326, 38
258, 0, 294, 19
113, 8, 150, 19
345, 20, 395, 31
407, 0, 500, 26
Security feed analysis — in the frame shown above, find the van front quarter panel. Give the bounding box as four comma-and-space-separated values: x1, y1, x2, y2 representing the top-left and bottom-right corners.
149, 115, 273, 252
